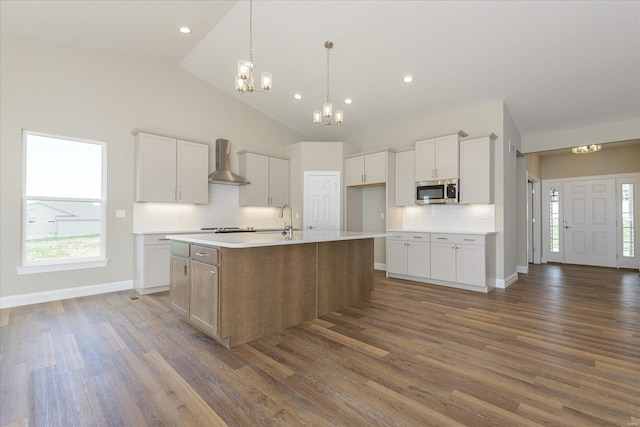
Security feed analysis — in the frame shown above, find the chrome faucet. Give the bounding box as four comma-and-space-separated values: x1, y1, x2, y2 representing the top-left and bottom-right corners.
278, 204, 293, 238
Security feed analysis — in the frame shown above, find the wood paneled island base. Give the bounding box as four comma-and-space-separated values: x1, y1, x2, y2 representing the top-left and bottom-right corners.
170, 236, 375, 348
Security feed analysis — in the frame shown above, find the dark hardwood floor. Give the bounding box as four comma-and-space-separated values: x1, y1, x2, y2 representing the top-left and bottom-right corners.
1, 264, 639, 426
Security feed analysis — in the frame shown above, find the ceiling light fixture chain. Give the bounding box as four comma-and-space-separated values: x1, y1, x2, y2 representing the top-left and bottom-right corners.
314, 41, 343, 126
235, 0, 271, 94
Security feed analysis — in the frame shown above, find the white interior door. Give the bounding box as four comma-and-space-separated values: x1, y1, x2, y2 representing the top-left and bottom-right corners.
303, 172, 340, 231
563, 179, 616, 267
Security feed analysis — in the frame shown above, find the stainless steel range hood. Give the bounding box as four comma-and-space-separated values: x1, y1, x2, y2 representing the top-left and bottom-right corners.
208, 139, 250, 185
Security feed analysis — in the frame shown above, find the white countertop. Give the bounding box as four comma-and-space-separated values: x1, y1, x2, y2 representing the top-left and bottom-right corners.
167, 231, 386, 248
132, 230, 213, 235
387, 229, 497, 235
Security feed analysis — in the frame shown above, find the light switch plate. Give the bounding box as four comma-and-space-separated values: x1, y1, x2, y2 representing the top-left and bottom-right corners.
115, 210, 126, 218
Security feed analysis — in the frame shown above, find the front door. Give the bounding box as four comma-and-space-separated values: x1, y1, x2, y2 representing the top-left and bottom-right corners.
563, 179, 616, 267
303, 172, 340, 231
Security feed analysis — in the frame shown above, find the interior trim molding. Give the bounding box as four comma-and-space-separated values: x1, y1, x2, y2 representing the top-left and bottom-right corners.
0, 280, 133, 309
495, 272, 519, 289
517, 265, 529, 274
374, 262, 386, 271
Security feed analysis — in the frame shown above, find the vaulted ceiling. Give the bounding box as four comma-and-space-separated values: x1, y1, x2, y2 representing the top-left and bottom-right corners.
2, 1, 639, 144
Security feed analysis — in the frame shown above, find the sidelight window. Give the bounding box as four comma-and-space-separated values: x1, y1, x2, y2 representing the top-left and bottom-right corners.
20, 131, 106, 273
549, 187, 560, 253
621, 183, 634, 257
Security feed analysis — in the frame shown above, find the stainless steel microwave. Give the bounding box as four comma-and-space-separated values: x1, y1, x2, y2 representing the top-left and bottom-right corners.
416, 179, 459, 204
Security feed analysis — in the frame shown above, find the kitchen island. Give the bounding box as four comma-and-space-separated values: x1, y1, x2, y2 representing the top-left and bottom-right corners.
167, 231, 384, 348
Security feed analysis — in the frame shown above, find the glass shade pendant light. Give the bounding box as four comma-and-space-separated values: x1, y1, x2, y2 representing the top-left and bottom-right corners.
313, 41, 344, 126
235, 0, 271, 94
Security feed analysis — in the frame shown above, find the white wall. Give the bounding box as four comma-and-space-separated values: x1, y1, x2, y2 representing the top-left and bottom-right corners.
285, 141, 356, 230
0, 38, 305, 298
521, 118, 640, 153
501, 104, 522, 285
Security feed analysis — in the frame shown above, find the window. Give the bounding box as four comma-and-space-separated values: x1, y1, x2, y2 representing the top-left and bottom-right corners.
621, 183, 634, 257
549, 187, 560, 253
21, 131, 106, 272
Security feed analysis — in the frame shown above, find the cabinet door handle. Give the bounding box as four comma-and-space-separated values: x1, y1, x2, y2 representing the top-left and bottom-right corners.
210, 270, 216, 275
364, 174, 367, 182
158, 238, 170, 241
413, 236, 423, 239
464, 239, 475, 242
183, 264, 187, 275
437, 237, 448, 240
194, 252, 208, 257
435, 168, 438, 178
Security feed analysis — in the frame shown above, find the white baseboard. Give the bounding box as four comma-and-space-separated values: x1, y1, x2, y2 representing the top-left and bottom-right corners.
374, 262, 386, 271
495, 272, 519, 289
517, 265, 529, 274
0, 280, 134, 309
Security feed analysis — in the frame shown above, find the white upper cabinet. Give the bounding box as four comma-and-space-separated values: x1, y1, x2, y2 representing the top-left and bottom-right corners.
239, 151, 290, 207
177, 140, 210, 204
415, 133, 463, 181
459, 134, 496, 204
395, 150, 415, 206
345, 151, 387, 187
135, 131, 209, 204
268, 156, 290, 207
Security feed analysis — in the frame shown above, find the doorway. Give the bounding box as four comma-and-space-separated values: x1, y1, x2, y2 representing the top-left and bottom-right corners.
303, 171, 340, 231
527, 173, 541, 265
542, 174, 638, 269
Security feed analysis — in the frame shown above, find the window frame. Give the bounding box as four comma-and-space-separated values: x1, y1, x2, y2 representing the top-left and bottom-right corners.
18, 130, 108, 275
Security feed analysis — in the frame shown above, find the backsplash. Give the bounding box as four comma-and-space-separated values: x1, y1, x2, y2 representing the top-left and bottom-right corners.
402, 204, 495, 231
132, 184, 284, 232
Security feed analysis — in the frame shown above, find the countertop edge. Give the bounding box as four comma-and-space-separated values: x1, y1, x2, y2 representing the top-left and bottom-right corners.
166, 232, 386, 248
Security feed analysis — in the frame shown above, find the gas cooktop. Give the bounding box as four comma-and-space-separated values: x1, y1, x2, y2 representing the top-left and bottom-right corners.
200, 227, 256, 234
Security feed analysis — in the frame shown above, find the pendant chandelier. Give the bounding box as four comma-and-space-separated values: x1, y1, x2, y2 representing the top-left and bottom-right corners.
235, 0, 271, 94
571, 144, 601, 154
313, 41, 344, 126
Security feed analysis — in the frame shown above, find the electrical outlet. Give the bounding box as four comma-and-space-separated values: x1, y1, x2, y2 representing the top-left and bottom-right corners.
380, 212, 385, 219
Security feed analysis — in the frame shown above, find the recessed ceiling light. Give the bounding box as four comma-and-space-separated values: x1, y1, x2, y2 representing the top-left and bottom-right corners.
294, 93, 302, 100
344, 98, 353, 104
403, 75, 414, 83
179, 27, 191, 34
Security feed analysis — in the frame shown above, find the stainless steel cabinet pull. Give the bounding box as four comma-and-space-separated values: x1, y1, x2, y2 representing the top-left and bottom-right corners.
464, 239, 475, 241
183, 265, 187, 275
195, 252, 208, 257
210, 270, 215, 275
413, 236, 423, 239
159, 238, 170, 241
437, 237, 447, 240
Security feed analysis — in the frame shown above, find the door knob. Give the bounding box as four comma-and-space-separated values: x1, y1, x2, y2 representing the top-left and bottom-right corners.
308, 226, 314, 229
564, 226, 572, 229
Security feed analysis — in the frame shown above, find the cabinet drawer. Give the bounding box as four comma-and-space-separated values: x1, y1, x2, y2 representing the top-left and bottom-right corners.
431, 233, 485, 245
191, 245, 219, 265
143, 234, 172, 245
387, 232, 430, 241
406, 233, 430, 242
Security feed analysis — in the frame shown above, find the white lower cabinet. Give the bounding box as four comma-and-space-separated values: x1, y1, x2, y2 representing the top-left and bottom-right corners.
134, 234, 172, 294
386, 232, 430, 278
387, 231, 494, 292
430, 234, 487, 287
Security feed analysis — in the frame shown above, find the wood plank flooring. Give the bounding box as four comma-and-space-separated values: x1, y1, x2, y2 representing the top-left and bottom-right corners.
1, 263, 639, 426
